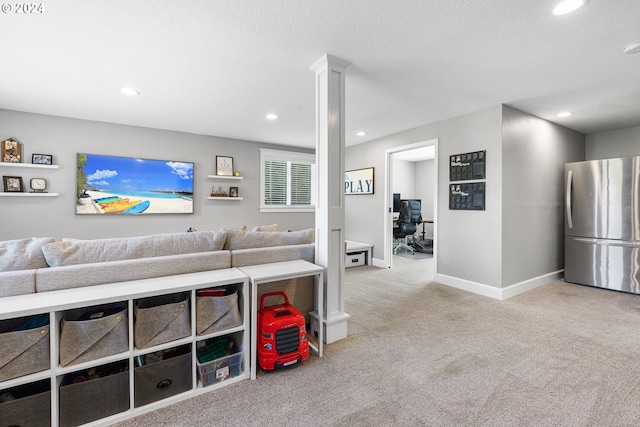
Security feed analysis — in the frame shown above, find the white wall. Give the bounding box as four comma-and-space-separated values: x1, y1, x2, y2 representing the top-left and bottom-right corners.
415, 159, 435, 238
586, 125, 640, 159
501, 106, 584, 287
0, 109, 314, 240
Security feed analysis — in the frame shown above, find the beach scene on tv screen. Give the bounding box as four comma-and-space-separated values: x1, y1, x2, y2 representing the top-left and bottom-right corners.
76, 153, 194, 214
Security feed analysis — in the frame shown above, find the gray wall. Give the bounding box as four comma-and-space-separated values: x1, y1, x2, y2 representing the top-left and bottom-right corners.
345, 105, 503, 285
346, 105, 587, 292
0, 109, 314, 240
501, 106, 584, 287
586, 125, 640, 160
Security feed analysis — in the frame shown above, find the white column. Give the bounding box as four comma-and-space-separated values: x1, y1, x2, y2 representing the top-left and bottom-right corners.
310, 54, 350, 343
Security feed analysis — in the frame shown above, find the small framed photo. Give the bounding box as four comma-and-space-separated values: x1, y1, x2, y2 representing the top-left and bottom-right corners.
1, 137, 23, 163
32, 154, 53, 165
3, 175, 24, 192
229, 186, 238, 197
216, 156, 234, 176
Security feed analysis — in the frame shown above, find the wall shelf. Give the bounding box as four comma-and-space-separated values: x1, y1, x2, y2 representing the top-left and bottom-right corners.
0, 163, 59, 170
207, 197, 243, 200
0, 192, 59, 197
206, 175, 243, 181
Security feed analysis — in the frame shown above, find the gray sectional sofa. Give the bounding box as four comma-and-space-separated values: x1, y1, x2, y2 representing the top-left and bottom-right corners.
0, 228, 315, 299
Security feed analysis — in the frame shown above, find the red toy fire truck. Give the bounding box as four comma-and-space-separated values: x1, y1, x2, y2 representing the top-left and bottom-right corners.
257, 291, 309, 370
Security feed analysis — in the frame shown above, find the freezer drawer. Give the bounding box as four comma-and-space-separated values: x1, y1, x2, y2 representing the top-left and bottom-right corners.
565, 236, 640, 294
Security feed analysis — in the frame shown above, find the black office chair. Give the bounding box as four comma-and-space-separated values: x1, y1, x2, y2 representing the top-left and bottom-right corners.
393, 200, 422, 254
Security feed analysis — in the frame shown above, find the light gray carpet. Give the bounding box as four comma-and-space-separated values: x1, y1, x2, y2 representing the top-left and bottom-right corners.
115, 257, 640, 426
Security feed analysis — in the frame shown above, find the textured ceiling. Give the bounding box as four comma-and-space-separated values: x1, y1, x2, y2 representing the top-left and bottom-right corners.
1, 0, 639, 149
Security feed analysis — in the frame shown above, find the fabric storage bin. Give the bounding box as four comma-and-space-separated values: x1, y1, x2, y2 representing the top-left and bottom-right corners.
59, 361, 129, 427
0, 379, 51, 427
59, 302, 128, 367
134, 347, 192, 407
0, 314, 50, 382
135, 292, 190, 349
196, 287, 242, 335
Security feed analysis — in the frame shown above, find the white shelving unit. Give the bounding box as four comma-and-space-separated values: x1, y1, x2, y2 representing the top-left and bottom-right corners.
0, 269, 249, 427
0, 162, 60, 197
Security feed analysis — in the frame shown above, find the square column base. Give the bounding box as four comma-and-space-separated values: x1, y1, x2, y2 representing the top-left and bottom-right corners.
310, 311, 350, 344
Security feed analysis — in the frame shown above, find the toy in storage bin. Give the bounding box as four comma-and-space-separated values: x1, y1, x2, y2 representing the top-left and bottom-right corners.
196, 336, 243, 387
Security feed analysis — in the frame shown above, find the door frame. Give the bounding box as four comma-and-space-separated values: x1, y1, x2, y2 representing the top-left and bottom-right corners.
383, 139, 439, 269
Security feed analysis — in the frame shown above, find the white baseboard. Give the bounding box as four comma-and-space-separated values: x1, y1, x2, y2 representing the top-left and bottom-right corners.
434, 270, 564, 300
372, 257, 386, 268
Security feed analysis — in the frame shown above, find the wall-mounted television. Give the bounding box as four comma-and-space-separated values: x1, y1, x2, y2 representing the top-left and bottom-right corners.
76, 153, 194, 215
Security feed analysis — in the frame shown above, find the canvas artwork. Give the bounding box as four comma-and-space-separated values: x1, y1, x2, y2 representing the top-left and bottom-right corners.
76, 153, 194, 215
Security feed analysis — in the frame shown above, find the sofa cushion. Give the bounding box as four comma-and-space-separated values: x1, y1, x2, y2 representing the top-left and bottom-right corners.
42, 231, 227, 267
0, 237, 55, 272
223, 229, 314, 250
0, 270, 37, 297
36, 251, 232, 293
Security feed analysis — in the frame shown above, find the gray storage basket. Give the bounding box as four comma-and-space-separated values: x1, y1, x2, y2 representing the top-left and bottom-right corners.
134, 350, 192, 407
0, 315, 50, 382
59, 303, 128, 367
196, 290, 242, 335
135, 293, 190, 349
59, 368, 129, 427
0, 380, 51, 427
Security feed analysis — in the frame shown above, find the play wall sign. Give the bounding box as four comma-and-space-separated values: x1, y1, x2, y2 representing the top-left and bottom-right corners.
345, 167, 374, 195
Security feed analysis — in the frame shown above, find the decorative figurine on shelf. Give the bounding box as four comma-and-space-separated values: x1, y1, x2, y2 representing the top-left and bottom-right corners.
234, 170, 241, 177
210, 185, 227, 197
1, 137, 23, 163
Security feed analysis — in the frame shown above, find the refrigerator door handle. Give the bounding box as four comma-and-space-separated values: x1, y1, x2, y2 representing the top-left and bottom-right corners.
573, 237, 640, 248
566, 170, 573, 229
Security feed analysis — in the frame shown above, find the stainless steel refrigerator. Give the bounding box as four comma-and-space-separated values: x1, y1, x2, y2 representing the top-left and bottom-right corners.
565, 156, 640, 294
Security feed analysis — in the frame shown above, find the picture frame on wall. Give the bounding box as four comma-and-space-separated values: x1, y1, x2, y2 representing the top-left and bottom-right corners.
216, 156, 234, 176
32, 154, 53, 165
3, 175, 24, 192
345, 167, 374, 195
1, 137, 23, 163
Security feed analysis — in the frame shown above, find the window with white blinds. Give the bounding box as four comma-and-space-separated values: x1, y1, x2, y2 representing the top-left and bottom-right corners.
260, 148, 315, 212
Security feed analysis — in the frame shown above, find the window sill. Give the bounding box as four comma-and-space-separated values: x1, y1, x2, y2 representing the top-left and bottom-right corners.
259, 206, 315, 213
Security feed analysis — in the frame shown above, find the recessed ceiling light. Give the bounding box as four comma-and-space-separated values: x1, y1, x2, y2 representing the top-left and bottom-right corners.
557, 111, 573, 118
356, 131, 366, 136
266, 113, 278, 120
623, 40, 640, 54
553, 0, 588, 16
121, 87, 140, 96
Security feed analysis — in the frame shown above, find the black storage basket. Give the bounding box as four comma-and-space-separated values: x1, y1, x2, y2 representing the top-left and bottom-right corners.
58, 362, 129, 427
134, 348, 192, 407
0, 380, 51, 427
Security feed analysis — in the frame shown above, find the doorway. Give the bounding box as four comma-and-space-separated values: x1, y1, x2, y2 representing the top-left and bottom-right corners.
383, 139, 438, 270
